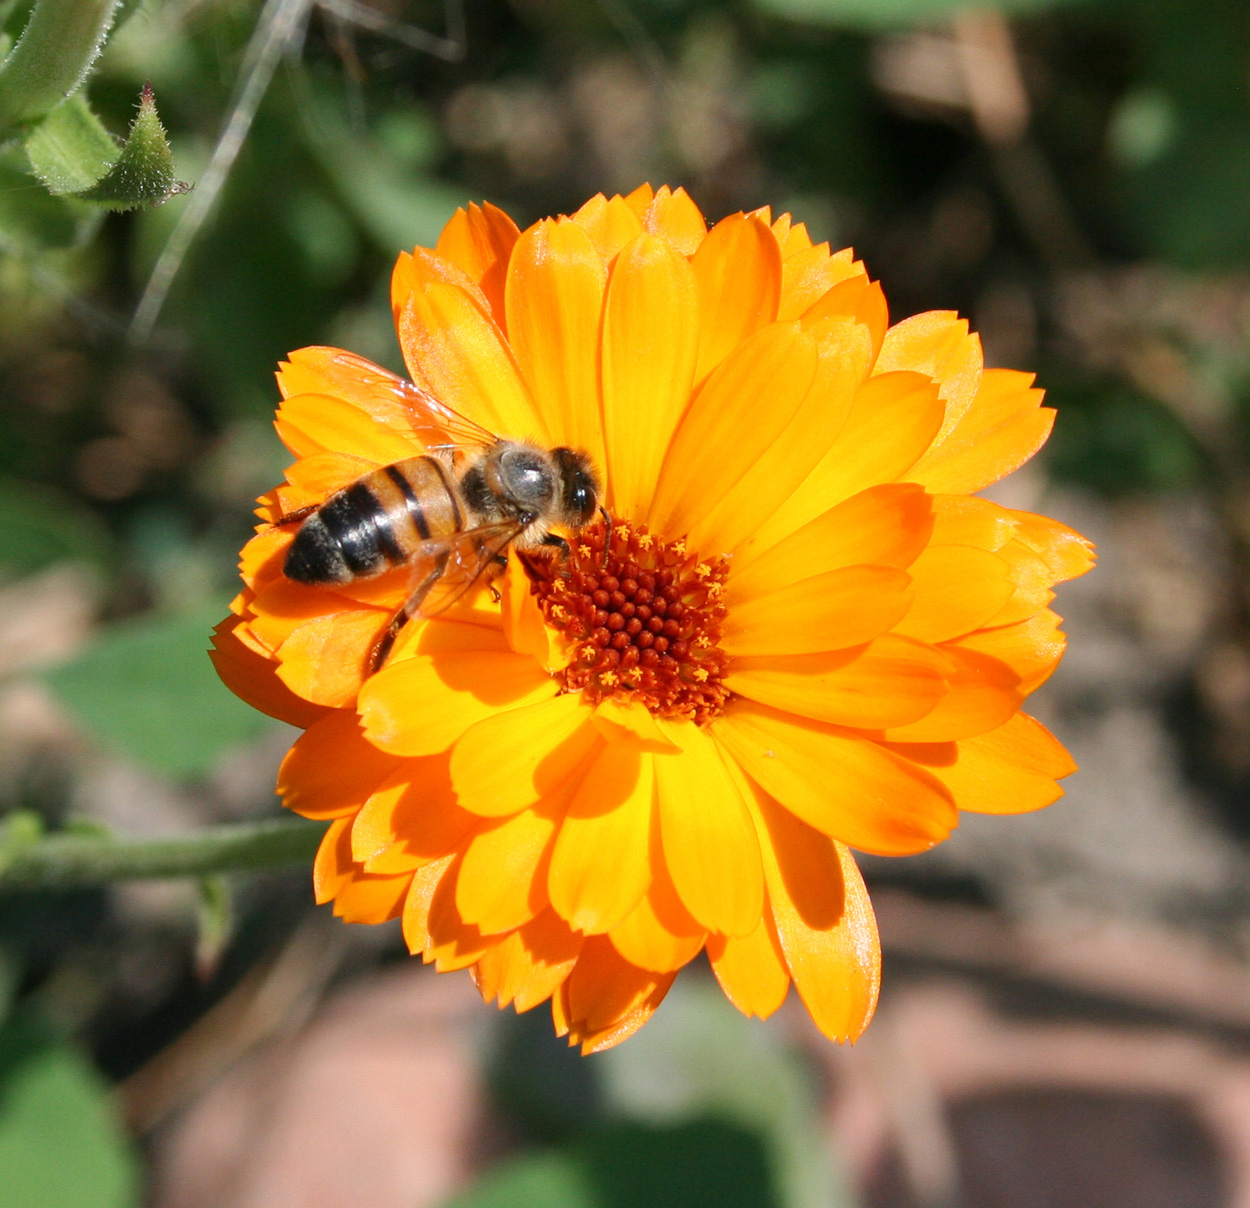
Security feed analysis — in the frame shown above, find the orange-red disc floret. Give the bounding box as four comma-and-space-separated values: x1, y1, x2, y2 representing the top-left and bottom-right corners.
525, 518, 731, 723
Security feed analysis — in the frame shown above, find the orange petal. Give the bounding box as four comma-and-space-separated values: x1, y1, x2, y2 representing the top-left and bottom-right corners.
358, 648, 557, 756
745, 371, 945, 554
652, 720, 763, 937
276, 346, 434, 427
472, 909, 583, 1011
500, 554, 566, 673
433, 201, 520, 325
622, 183, 654, 218
281, 452, 377, 508
278, 708, 403, 819
875, 311, 983, 449
505, 218, 607, 464
275, 607, 390, 708
803, 274, 889, 362
608, 846, 705, 973
954, 609, 1066, 694
398, 281, 547, 441
885, 711, 1076, 815
882, 647, 1023, 742
401, 854, 456, 955
649, 322, 817, 542
707, 908, 790, 1020
351, 755, 477, 870
210, 615, 329, 729
451, 693, 599, 816
778, 244, 862, 321
456, 802, 561, 933
928, 494, 1016, 550
547, 744, 653, 934
750, 792, 880, 1043
721, 565, 913, 657
424, 857, 497, 972
982, 540, 1056, 628
275, 393, 420, 464
726, 634, 948, 730
690, 213, 781, 385
689, 316, 870, 555
642, 185, 706, 254
893, 545, 1016, 644
591, 696, 681, 753
313, 818, 410, 924
239, 527, 291, 589
558, 935, 676, 1054
729, 484, 933, 601
714, 701, 957, 855
1008, 508, 1096, 583
908, 368, 1055, 495
570, 193, 645, 262
601, 234, 700, 523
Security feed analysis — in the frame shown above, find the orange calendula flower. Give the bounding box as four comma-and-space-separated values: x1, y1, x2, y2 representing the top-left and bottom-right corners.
212, 185, 1093, 1054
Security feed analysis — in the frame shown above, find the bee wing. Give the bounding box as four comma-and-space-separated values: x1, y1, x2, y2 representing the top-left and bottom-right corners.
407, 516, 530, 622
327, 350, 500, 452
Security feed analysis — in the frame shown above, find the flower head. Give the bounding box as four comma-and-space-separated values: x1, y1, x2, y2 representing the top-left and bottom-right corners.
213, 185, 1094, 1053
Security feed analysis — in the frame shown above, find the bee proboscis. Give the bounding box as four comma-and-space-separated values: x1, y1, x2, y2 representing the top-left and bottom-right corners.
275, 351, 603, 673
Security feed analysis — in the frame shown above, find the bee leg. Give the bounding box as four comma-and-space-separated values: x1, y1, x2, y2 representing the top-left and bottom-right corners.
541, 533, 571, 558
487, 553, 508, 603
599, 507, 612, 570
272, 504, 317, 527
369, 552, 450, 674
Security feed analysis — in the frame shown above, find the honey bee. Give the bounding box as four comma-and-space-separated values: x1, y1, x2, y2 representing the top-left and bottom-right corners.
276, 352, 603, 672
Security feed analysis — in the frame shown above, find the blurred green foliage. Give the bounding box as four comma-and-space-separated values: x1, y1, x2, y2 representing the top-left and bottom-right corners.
0, 1012, 138, 1208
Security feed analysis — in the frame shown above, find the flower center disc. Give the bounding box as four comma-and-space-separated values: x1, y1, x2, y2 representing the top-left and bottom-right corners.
525, 518, 731, 724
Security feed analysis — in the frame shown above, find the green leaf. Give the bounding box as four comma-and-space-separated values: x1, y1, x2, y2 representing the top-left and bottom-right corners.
26, 85, 189, 211
448, 1152, 595, 1208
78, 83, 188, 210
0, 145, 99, 249
0, 1012, 139, 1208
750, 0, 1079, 30
24, 92, 117, 194
44, 601, 278, 779
0, 0, 118, 131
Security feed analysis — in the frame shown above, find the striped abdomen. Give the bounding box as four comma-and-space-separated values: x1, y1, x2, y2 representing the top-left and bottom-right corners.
284, 456, 464, 586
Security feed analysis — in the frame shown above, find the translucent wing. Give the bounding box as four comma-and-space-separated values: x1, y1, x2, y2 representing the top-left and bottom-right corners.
327, 349, 500, 453
372, 516, 530, 671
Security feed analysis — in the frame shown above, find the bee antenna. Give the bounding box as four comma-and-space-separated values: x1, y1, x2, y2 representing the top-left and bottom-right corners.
599, 507, 612, 571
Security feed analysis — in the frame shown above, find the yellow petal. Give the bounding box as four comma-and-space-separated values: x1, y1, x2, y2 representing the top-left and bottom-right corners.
591, 696, 681, 752
398, 281, 547, 441
778, 244, 862, 322
451, 693, 599, 816
714, 701, 957, 855
547, 744, 654, 934
505, 218, 607, 465
652, 719, 763, 937
745, 371, 945, 554
803, 275, 889, 362
875, 311, 983, 447
893, 545, 1016, 644
729, 483, 933, 601
726, 634, 948, 730
601, 234, 700, 523
689, 317, 870, 555
456, 802, 562, 933
908, 368, 1054, 495
358, 649, 558, 756
649, 322, 817, 542
885, 711, 1076, 814
643, 185, 706, 254
571, 193, 644, 261
750, 792, 880, 1043
690, 213, 781, 385
472, 910, 582, 1011
706, 909, 790, 1020
721, 565, 913, 657
882, 647, 1022, 742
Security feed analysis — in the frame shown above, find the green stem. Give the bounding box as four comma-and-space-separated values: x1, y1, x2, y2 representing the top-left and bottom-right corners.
0, 0, 119, 131
0, 818, 328, 889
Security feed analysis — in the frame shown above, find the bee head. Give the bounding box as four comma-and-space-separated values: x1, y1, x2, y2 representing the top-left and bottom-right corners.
552, 447, 600, 527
